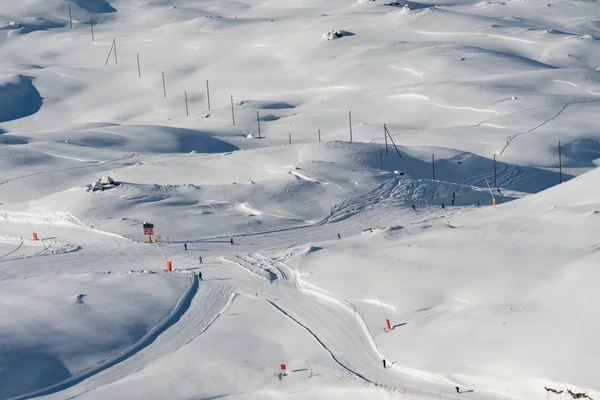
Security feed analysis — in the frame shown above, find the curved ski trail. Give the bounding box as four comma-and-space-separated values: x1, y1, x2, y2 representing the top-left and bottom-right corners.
17, 277, 235, 400
227, 253, 463, 399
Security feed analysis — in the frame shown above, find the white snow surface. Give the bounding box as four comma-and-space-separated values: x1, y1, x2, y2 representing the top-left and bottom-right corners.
0, 0, 599, 399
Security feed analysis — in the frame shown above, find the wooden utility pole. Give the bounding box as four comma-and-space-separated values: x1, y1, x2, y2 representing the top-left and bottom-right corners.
69, 5, 72, 28
137, 54, 141, 78
113, 39, 118, 64
349, 111, 353, 142
162, 72, 166, 98
493, 153, 497, 188
90, 18, 94, 41
104, 41, 114, 66
384, 124, 388, 155
256, 111, 262, 139
230, 95, 235, 126
432, 154, 436, 181
559, 141, 563, 183
185, 91, 189, 116
384, 125, 402, 159
206, 80, 211, 111
318, 129, 321, 142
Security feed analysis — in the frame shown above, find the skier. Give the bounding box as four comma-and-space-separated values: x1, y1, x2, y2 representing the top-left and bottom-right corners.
412, 204, 416, 211
198, 256, 203, 264
451, 198, 455, 206
230, 238, 234, 245
455, 386, 460, 393
198, 271, 203, 281
337, 233, 341, 240
382, 359, 387, 369
184, 242, 187, 251
441, 203, 445, 209
477, 200, 480, 207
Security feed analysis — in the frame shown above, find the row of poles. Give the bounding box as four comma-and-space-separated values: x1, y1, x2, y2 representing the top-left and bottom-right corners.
109, 43, 569, 187
77, 10, 567, 185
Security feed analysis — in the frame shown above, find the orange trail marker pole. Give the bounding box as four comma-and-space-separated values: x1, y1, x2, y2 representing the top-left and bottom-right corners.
25, 218, 37, 241
385, 319, 392, 331
166, 261, 172, 272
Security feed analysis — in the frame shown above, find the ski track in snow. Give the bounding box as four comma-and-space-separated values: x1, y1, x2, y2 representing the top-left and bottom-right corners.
0, 153, 138, 187
43, 152, 101, 163
0, 237, 24, 259
17, 276, 236, 400
223, 253, 480, 399
498, 103, 569, 157
389, 93, 500, 115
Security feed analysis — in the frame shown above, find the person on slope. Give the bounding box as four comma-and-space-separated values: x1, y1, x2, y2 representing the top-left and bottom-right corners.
230, 238, 234, 245
198, 256, 203, 264
337, 233, 341, 240
441, 203, 445, 209
412, 204, 416, 211
455, 386, 460, 393
184, 242, 187, 250
382, 359, 387, 368
198, 271, 203, 281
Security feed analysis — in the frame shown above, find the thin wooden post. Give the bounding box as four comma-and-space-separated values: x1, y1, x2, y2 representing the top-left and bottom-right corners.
349, 111, 353, 142
289, 133, 292, 145
90, 18, 94, 41
493, 153, 497, 188
104, 41, 114, 66
113, 39, 117, 64
432, 154, 436, 181
384, 124, 388, 155
162, 72, 166, 98
559, 141, 563, 183
257, 111, 262, 139
137, 54, 141, 78
318, 129, 321, 142
69, 4, 72, 28
385, 126, 402, 159
206, 80, 211, 111
185, 91, 189, 116
230, 95, 235, 126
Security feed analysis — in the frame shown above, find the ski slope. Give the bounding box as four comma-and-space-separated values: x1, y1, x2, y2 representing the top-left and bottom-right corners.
1, 0, 600, 399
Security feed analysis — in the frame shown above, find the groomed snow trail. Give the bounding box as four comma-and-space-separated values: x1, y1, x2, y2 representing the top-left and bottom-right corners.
222, 254, 512, 400
17, 276, 236, 400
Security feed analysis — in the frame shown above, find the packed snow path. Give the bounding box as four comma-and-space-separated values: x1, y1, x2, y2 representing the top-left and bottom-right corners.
14, 246, 517, 400
216, 254, 514, 400
16, 277, 236, 400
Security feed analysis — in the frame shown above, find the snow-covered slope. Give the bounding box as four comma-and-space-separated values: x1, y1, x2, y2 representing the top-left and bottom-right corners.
0, 0, 599, 399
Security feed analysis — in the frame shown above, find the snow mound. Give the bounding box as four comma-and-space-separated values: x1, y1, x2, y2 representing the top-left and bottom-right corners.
99, 176, 116, 186
322, 30, 354, 40
41, 125, 239, 154
90, 181, 103, 192
1, 17, 65, 33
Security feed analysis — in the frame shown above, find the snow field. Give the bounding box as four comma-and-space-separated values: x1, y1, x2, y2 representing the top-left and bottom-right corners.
1, 0, 600, 399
